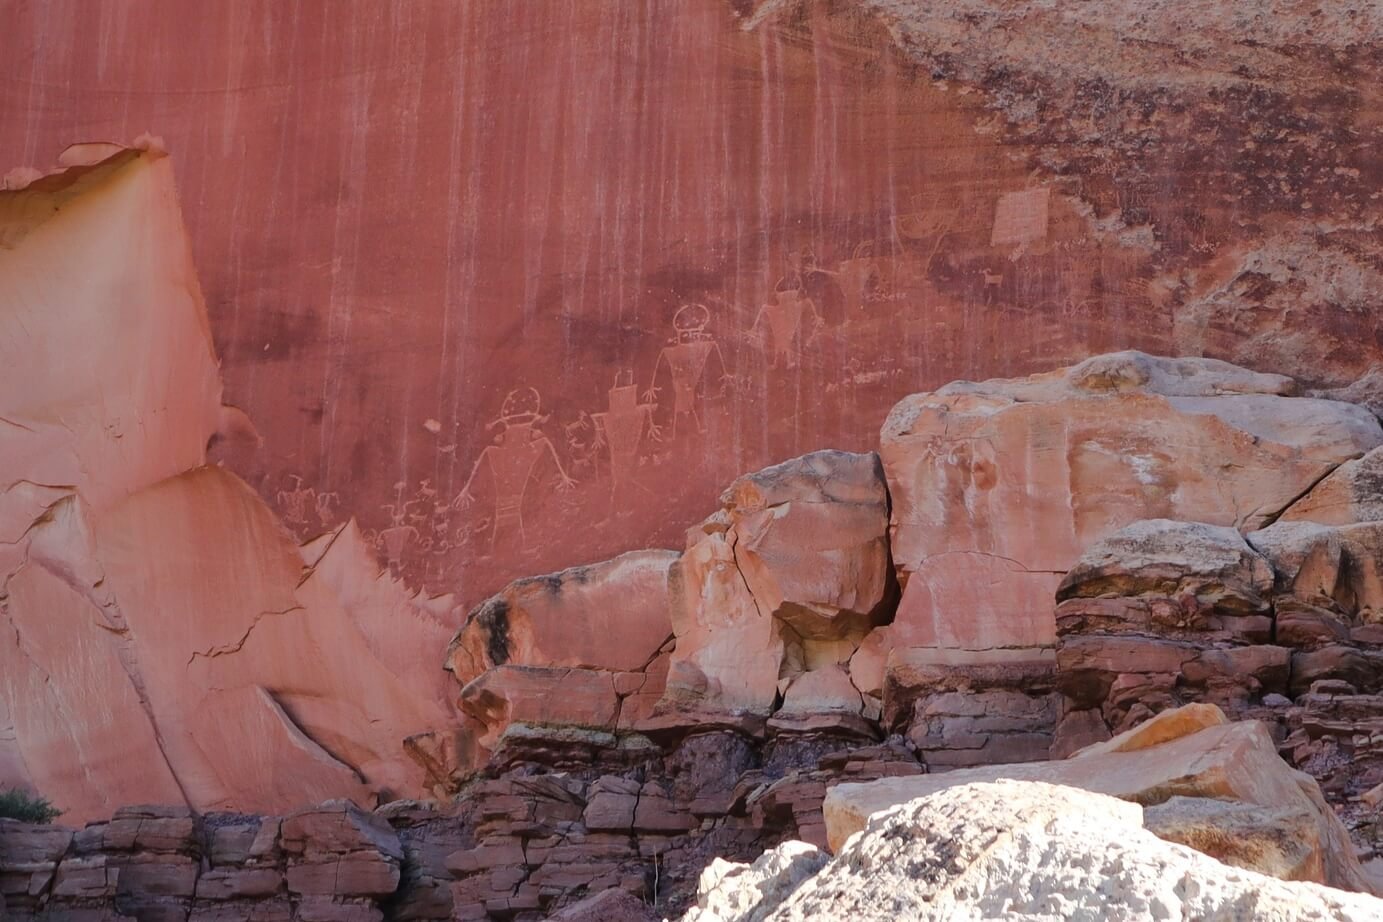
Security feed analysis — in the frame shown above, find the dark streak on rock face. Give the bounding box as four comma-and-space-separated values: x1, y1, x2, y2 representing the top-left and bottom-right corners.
477, 600, 510, 667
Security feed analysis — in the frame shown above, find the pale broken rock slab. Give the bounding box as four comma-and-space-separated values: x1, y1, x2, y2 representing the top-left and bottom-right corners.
445, 549, 677, 684
877, 350, 1381, 655
0, 142, 222, 518
681, 840, 827, 922
766, 781, 1383, 922
304, 520, 458, 713
822, 715, 1376, 894
2, 465, 457, 822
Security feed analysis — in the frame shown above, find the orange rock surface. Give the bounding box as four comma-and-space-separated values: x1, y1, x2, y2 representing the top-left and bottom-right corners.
0, 147, 456, 823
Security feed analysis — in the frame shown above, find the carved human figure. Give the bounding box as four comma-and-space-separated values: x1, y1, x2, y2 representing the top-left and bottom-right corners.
275, 474, 315, 527
918, 437, 1000, 554
454, 387, 576, 552
592, 370, 661, 508
751, 276, 822, 369
833, 241, 884, 315
313, 490, 339, 528
645, 303, 727, 440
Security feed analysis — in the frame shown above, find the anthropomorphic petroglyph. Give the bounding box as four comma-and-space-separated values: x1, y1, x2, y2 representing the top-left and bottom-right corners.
751, 275, 823, 369
833, 241, 885, 314
454, 387, 576, 553
275, 474, 315, 528
644, 304, 727, 440
591, 370, 660, 510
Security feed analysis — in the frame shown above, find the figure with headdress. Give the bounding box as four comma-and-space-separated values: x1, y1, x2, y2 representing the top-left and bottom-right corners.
751, 274, 823, 369
592, 369, 661, 509
643, 303, 727, 440
453, 387, 575, 552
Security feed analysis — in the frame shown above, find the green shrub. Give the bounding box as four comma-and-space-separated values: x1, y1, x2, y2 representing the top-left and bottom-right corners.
0, 787, 62, 824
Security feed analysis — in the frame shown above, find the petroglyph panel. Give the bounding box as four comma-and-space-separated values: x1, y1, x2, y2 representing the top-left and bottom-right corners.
4, 0, 1382, 609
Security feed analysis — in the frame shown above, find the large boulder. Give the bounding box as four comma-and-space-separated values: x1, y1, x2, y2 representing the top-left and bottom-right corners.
443, 550, 677, 751
653, 451, 893, 730
822, 706, 1377, 895
761, 781, 1383, 922
444, 550, 678, 683
873, 351, 1381, 673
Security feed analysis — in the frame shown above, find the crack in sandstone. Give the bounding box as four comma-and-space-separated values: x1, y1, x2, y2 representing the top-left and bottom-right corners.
186, 605, 305, 664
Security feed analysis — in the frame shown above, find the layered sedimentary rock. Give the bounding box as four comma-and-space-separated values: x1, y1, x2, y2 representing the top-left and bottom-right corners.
734, 782, 1383, 922
1, 800, 404, 922
0, 145, 457, 822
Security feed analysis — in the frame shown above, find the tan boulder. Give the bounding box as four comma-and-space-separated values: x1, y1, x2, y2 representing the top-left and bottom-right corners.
1144, 796, 1327, 883
822, 707, 1377, 895
656, 450, 892, 726
444, 549, 678, 684
721, 450, 893, 641
1069, 701, 1227, 758
876, 351, 1381, 664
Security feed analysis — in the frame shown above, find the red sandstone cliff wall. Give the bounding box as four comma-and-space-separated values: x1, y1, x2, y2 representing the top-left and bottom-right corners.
7, 0, 1376, 607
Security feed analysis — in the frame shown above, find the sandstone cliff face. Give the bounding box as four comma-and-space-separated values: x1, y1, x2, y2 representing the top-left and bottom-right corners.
2, 0, 1378, 611
3, 1, 1383, 915
0, 146, 458, 823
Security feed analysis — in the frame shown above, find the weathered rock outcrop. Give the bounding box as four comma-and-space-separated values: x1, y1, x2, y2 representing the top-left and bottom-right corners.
0, 144, 458, 822
875, 350, 1380, 662
654, 450, 894, 733
823, 706, 1377, 895
443, 550, 678, 758
744, 781, 1383, 922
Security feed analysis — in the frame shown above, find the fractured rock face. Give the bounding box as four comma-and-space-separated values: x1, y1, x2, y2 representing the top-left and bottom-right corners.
878, 350, 1381, 658
442, 550, 677, 752
719, 450, 894, 641
0, 145, 458, 822
766, 781, 1383, 922
655, 450, 893, 729
1281, 444, 1383, 526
